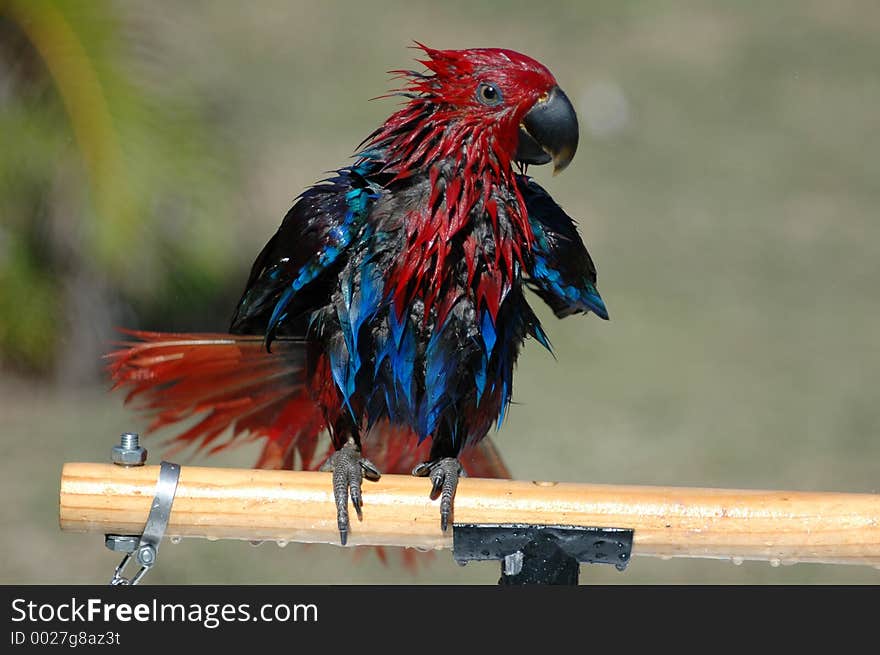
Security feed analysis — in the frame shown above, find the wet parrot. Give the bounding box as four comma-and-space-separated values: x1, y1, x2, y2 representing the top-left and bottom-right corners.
109, 45, 609, 546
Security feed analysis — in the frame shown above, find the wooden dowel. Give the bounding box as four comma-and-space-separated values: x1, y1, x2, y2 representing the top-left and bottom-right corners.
59, 462, 880, 566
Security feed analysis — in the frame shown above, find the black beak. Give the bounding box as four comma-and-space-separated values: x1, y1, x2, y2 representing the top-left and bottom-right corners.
515, 86, 579, 174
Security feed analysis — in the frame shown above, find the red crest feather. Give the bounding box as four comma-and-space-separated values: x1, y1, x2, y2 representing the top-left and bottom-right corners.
365, 45, 558, 320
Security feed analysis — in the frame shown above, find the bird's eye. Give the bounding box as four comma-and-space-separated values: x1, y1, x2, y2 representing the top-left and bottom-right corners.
477, 82, 503, 106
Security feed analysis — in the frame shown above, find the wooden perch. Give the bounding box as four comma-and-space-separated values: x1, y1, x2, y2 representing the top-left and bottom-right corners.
59, 462, 880, 566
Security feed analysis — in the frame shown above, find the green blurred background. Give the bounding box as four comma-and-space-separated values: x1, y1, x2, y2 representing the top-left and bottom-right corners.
1, 0, 878, 584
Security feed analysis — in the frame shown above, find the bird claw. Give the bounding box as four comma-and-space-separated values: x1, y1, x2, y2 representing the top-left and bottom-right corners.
413, 457, 462, 532
321, 441, 381, 545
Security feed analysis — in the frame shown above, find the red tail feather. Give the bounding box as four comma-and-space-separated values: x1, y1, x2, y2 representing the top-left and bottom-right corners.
106, 330, 324, 463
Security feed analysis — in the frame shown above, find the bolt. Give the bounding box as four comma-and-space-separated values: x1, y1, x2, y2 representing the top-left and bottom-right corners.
137, 544, 156, 566
503, 551, 524, 577
120, 432, 139, 450
111, 432, 147, 466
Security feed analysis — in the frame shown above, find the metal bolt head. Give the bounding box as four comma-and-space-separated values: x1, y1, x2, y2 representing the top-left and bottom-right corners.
503, 551, 524, 577
137, 544, 156, 566
111, 443, 147, 466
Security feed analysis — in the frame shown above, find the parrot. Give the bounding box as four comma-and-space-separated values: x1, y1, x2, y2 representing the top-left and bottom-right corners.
108, 45, 609, 547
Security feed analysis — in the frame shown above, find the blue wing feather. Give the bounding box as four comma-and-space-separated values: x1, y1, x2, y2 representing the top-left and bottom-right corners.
230, 162, 382, 348
518, 175, 610, 321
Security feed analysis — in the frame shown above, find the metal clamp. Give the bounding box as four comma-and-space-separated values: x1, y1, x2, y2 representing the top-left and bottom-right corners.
106, 460, 180, 585
453, 523, 635, 585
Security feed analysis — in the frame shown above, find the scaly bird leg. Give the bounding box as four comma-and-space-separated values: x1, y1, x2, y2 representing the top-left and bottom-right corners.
321, 439, 381, 545
412, 457, 463, 532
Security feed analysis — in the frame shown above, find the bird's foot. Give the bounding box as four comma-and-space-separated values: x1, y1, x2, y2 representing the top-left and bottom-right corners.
321, 441, 381, 545
412, 457, 463, 532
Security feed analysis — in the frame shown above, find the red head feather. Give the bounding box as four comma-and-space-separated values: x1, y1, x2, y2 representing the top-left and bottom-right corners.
363, 45, 561, 321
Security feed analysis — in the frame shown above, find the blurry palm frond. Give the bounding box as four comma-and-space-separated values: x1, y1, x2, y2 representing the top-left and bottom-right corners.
0, 0, 239, 376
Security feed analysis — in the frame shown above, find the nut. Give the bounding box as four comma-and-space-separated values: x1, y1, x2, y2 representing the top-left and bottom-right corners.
105, 535, 139, 552
111, 444, 147, 466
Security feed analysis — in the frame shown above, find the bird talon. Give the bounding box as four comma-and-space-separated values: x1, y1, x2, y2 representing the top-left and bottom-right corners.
414, 457, 461, 532
351, 488, 363, 521
327, 442, 381, 544
361, 458, 382, 481
440, 503, 451, 533
430, 475, 445, 499
411, 462, 432, 477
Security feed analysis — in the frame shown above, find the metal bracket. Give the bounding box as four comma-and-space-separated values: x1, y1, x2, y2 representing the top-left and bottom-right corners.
453, 523, 634, 585
106, 460, 180, 585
